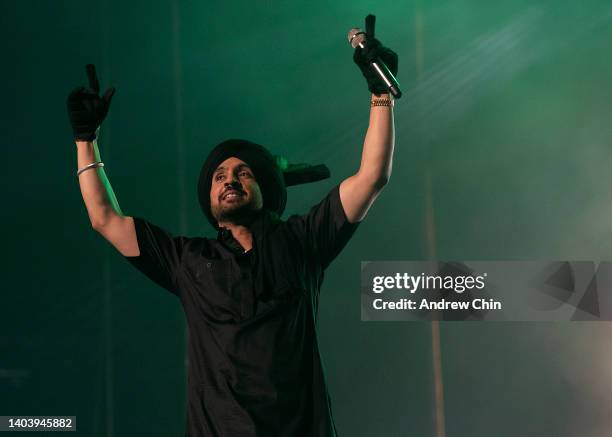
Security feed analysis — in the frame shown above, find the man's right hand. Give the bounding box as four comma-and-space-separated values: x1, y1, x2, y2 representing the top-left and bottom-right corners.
67, 64, 115, 142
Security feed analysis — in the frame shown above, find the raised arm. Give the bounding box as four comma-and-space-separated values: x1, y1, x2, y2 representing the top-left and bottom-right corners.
76, 139, 139, 256
339, 15, 397, 223
339, 92, 394, 223
68, 64, 138, 256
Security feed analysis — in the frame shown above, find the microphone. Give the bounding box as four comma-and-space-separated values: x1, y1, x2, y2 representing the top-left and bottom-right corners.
283, 163, 330, 187
348, 27, 402, 99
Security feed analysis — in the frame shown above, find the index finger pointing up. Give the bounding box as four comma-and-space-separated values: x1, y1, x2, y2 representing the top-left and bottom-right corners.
85, 64, 100, 93
365, 14, 376, 39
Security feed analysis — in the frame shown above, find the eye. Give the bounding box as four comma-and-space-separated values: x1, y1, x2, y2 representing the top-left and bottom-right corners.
239, 170, 251, 178
215, 174, 225, 182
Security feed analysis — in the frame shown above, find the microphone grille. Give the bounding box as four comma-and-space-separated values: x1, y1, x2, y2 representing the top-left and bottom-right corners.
348, 28, 366, 48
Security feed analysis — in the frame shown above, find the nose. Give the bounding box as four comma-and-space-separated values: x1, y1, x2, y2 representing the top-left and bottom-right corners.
224, 174, 241, 187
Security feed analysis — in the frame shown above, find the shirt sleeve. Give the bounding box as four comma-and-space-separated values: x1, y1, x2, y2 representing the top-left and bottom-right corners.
123, 217, 188, 296
289, 184, 360, 270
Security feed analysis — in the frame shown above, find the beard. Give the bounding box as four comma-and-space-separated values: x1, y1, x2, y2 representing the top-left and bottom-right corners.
212, 196, 260, 225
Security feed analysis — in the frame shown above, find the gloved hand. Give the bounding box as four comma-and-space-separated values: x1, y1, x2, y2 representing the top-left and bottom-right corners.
66, 64, 115, 141
353, 14, 399, 96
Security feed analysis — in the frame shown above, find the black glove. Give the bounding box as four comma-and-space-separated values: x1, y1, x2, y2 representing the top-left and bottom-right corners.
66, 64, 115, 141
353, 15, 399, 96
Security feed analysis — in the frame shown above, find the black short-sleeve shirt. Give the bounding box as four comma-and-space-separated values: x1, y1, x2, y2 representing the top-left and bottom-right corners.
124, 184, 358, 437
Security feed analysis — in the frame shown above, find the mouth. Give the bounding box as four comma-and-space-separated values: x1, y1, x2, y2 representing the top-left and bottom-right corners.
221, 189, 245, 201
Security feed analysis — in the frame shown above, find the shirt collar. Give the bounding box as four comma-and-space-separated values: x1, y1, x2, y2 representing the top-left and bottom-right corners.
216, 210, 269, 255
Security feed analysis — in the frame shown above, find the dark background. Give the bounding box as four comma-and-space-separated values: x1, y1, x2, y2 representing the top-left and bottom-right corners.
2, 0, 612, 436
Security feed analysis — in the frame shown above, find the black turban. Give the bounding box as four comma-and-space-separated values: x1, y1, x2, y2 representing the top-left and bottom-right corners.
198, 139, 286, 229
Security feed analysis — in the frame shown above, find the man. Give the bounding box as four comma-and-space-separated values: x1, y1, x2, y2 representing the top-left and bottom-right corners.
68, 14, 397, 437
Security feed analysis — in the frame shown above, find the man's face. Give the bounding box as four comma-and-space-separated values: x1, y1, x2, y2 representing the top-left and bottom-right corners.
210, 157, 263, 225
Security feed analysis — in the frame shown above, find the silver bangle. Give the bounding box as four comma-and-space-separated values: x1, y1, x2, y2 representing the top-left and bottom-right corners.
77, 161, 104, 177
